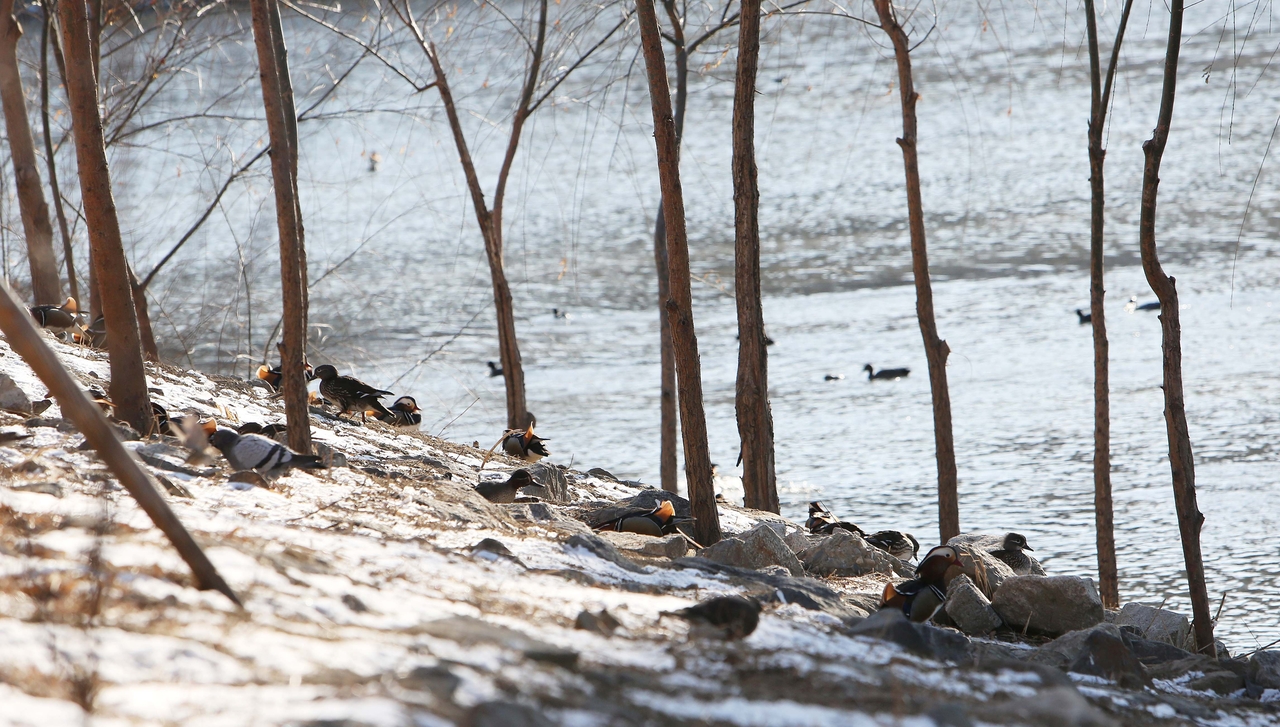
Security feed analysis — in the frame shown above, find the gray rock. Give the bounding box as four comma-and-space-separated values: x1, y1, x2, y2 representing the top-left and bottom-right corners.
1035, 623, 1148, 689
1247, 650, 1280, 690
574, 609, 620, 635
945, 574, 1003, 636
1148, 656, 1244, 694
0, 374, 33, 414
527, 462, 570, 503
781, 527, 816, 555
1120, 632, 1194, 666
1115, 602, 1193, 651
991, 576, 1104, 637
417, 616, 577, 670
564, 533, 644, 573
699, 523, 804, 576
465, 702, 554, 727
672, 557, 863, 620
597, 530, 688, 559
797, 528, 896, 577
398, 664, 459, 699
847, 608, 931, 655
980, 686, 1118, 727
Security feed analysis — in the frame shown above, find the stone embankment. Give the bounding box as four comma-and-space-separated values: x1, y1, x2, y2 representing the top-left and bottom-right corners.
0, 336, 1277, 725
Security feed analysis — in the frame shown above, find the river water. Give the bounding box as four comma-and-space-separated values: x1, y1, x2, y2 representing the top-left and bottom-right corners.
51, 0, 1280, 646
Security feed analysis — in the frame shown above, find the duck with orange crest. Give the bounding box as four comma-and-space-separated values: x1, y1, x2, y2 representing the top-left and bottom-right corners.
256, 341, 314, 392
502, 419, 549, 463
881, 544, 959, 623
593, 499, 690, 537
29, 296, 79, 334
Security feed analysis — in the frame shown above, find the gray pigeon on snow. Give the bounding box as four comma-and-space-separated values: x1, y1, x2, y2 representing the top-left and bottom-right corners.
207, 427, 325, 478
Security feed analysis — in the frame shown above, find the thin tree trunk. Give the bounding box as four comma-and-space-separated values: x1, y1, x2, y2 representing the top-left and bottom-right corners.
41, 2, 76, 304
128, 265, 159, 361
418, 0, 544, 431
58, 0, 151, 432
653, 0, 688, 494
1138, 0, 1214, 657
250, 0, 311, 454
732, 0, 776, 513
266, 0, 307, 321
1084, 0, 1133, 611
873, 0, 958, 542
0, 0, 61, 305
636, 0, 721, 545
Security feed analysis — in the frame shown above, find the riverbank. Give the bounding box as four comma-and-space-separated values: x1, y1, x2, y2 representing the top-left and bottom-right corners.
0, 335, 1276, 726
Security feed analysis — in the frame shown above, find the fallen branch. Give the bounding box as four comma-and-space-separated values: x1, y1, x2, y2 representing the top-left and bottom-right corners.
0, 282, 241, 606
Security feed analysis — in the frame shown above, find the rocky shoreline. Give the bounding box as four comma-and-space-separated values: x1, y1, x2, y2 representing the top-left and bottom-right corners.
0, 336, 1277, 726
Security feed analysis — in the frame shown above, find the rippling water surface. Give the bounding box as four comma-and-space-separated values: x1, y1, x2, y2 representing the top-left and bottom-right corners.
83, 0, 1280, 646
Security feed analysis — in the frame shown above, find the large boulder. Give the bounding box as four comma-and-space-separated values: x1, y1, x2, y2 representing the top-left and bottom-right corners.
991, 576, 1104, 637
596, 531, 688, 560
945, 574, 1003, 636
526, 462, 571, 503
847, 608, 931, 655
699, 523, 804, 576
1247, 650, 1280, 691
1034, 623, 1148, 689
0, 374, 33, 414
797, 528, 898, 577
1115, 602, 1193, 651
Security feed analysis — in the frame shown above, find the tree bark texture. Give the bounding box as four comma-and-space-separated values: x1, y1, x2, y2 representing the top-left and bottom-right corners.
652, 0, 687, 494
0, 283, 239, 606
250, 0, 312, 454
1137, 0, 1215, 657
873, 0, 959, 542
1084, 0, 1133, 611
0, 0, 61, 305
41, 3, 77, 304
58, 0, 152, 433
732, 0, 777, 513
636, 0, 721, 545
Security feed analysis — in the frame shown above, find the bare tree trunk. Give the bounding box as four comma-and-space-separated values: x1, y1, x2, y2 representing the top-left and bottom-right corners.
1084, 0, 1133, 611
873, 0, 959, 542
250, 0, 311, 454
416, 0, 545, 431
652, 0, 688, 494
636, 0, 721, 545
0, 0, 61, 305
1138, 0, 1214, 657
41, 2, 77, 304
731, 0, 776, 513
58, 0, 151, 432
127, 265, 159, 361
266, 0, 307, 320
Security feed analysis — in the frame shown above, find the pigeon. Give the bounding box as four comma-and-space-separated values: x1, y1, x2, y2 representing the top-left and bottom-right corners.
475, 469, 537, 504
663, 595, 762, 640
207, 427, 325, 478
313, 364, 392, 421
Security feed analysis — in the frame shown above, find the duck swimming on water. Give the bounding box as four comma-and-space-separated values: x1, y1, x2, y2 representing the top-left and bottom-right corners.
1076, 308, 1091, 324
1126, 295, 1160, 312
487, 361, 503, 377
864, 364, 910, 381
